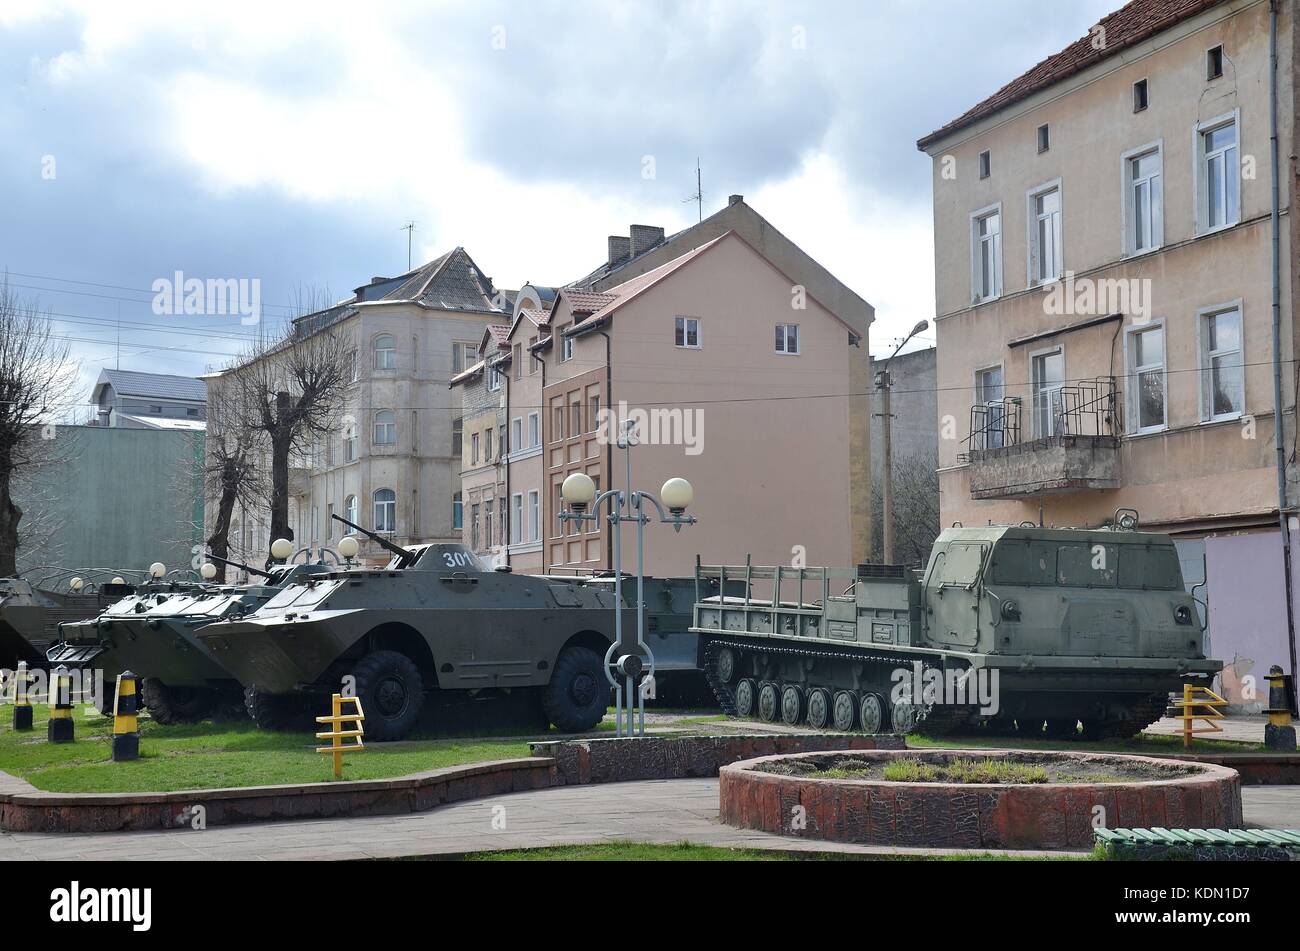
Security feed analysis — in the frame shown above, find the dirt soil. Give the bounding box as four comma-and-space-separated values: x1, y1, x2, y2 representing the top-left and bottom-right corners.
757, 752, 1201, 785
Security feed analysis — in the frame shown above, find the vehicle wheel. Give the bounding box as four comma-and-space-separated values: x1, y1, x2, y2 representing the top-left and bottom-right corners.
541, 645, 606, 733
1016, 717, 1045, 736
859, 692, 885, 734
352, 650, 425, 741
757, 682, 780, 722
780, 685, 803, 725
805, 688, 830, 729
244, 686, 311, 732
832, 691, 857, 731
734, 678, 756, 717
890, 699, 919, 734
141, 678, 215, 725
1045, 717, 1078, 739
715, 646, 737, 684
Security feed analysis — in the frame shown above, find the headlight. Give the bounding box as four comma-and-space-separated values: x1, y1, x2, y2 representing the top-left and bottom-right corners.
1174, 604, 1193, 625
1001, 599, 1021, 621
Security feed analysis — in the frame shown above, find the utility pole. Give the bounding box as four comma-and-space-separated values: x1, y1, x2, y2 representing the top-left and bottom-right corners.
875, 320, 928, 564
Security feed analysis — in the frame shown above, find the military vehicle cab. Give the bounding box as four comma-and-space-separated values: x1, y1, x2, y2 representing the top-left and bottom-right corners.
694, 519, 1220, 738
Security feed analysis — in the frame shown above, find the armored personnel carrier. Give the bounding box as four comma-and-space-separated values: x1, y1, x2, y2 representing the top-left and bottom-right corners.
0, 573, 142, 671
694, 522, 1221, 738
48, 558, 333, 723
195, 516, 638, 740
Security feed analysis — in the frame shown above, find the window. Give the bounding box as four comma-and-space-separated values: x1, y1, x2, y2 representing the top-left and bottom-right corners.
373, 409, 396, 445
497, 424, 505, 460
150, 405, 162, 414
373, 489, 396, 534
452, 416, 463, 456
978, 150, 990, 179
1037, 124, 1050, 153
975, 366, 1005, 449
1207, 45, 1223, 80
484, 499, 494, 548
452, 492, 463, 530
471, 432, 480, 464
552, 403, 565, 442
775, 324, 800, 354
1133, 78, 1148, 112
349, 349, 358, 383
511, 493, 523, 544
585, 476, 600, 534
345, 495, 358, 530
452, 342, 475, 374
326, 503, 334, 540
311, 505, 318, 543
485, 428, 493, 462
187, 407, 199, 417
561, 326, 574, 362
527, 411, 540, 448
1198, 116, 1239, 232
674, 316, 700, 348
587, 395, 600, 432
1028, 183, 1062, 285
570, 398, 582, 437
1124, 145, 1163, 254
344, 421, 357, 462
512, 345, 521, 379
487, 363, 502, 391
511, 417, 522, 453
527, 490, 539, 543
528, 336, 539, 373
1031, 348, 1064, 438
1127, 324, 1166, 433
471, 503, 481, 550
373, 334, 396, 370
971, 206, 1002, 302
1200, 305, 1243, 420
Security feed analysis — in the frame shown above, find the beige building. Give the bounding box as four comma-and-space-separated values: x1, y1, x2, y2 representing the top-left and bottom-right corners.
917, 0, 1298, 703
209, 248, 512, 566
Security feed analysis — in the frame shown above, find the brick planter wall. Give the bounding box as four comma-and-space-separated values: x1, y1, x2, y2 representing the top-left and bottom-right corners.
530, 733, 906, 786
719, 749, 1244, 850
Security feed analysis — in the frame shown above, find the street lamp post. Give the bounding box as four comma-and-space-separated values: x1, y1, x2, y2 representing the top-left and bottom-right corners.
875, 319, 929, 564
559, 421, 696, 737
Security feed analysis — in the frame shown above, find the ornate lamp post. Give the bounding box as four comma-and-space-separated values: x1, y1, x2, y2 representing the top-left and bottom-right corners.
560, 422, 696, 737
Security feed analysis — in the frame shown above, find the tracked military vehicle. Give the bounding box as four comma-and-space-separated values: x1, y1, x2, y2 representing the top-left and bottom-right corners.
0, 573, 142, 671
694, 522, 1221, 738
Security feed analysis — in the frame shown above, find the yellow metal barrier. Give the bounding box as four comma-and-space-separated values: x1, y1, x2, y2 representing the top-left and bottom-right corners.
1170, 683, 1229, 748
315, 694, 365, 779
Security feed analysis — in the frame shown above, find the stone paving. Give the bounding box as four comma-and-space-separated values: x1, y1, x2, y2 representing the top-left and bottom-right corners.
2, 778, 1295, 862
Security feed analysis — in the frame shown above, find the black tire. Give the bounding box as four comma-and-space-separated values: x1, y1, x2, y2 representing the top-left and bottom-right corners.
141, 678, 216, 725
352, 649, 425, 741
805, 688, 831, 729
780, 684, 804, 725
734, 678, 757, 718
541, 645, 607, 733
244, 686, 312, 732
1045, 717, 1079, 739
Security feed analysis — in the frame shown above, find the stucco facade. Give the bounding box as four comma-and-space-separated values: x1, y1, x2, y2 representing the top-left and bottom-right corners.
919, 0, 1299, 704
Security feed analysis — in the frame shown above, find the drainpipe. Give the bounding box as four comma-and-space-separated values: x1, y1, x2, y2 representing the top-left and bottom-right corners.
599, 330, 615, 571
503, 368, 511, 568
1268, 0, 1299, 696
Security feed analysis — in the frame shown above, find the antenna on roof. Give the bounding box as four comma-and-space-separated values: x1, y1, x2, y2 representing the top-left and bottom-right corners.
400, 221, 417, 271
682, 158, 703, 223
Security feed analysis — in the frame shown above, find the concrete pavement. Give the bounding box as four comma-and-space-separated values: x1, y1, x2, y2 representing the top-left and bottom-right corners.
2, 778, 1295, 862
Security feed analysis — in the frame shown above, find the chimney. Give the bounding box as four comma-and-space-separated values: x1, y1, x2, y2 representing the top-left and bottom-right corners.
629, 224, 665, 259
728, 194, 743, 206
607, 235, 631, 267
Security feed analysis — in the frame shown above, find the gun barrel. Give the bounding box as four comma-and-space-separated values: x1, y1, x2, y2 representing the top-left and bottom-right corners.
206, 553, 275, 580
330, 513, 411, 565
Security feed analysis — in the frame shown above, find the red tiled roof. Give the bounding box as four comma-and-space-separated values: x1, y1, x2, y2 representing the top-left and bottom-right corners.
485, 324, 511, 345
916, 0, 1227, 149
560, 289, 618, 314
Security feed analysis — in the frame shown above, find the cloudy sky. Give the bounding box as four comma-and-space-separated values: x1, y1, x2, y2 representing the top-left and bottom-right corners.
0, 0, 1118, 408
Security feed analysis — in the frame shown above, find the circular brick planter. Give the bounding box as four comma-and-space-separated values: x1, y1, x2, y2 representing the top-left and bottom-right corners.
719, 748, 1243, 850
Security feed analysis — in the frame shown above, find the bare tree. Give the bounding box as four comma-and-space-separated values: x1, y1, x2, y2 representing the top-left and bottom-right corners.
871, 448, 940, 567
0, 280, 77, 576
228, 323, 351, 547
200, 377, 266, 581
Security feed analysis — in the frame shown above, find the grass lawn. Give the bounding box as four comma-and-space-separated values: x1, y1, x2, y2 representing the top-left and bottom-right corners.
0, 707, 533, 793
907, 731, 1265, 755
457, 842, 1092, 861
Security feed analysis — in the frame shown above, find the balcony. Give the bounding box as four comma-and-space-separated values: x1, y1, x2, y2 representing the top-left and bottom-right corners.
960, 378, 1121, 500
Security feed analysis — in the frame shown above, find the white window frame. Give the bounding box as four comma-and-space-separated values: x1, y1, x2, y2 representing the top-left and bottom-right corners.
372, 409, 396, 445
373, 489, 396, 534
974, 363, 1006, 449
1026, 179, 1063, 287
674, 316, 701, 349
487, 363, 502, 391
373, 334, 396, 371
344, 495, 358, 530
1123, 320, 1168, 435
511, 493, 523, 545
1194, 109, 1241, 235
511, 417, 522, 453
527, 411, 540, 448
561, 327, 574, 362
1197, 299, 1245, 422
775, 323, 800, 354
1132, 77, 1149, 112
1120, 140, 1163, 257
527, 489, 539, 543
1029, 344, 1066, 439
969, 202, 1003, 303
344, 422, 357, 463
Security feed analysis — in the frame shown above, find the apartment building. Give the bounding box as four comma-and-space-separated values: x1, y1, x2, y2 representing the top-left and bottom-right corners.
917, 0, 1297, 704
448, 324, 511, 567
209, 248, 511, 565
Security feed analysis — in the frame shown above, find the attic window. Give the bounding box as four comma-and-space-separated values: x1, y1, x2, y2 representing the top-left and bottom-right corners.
1133, 78, 1148, 112
978, 150, 991, 179
1037, 124, 1050, 153
1207, 45, 1223, 80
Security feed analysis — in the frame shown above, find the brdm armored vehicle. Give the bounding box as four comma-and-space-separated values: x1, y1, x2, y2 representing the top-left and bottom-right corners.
694, 522, 1221, 738
196, 518, 635, 740
0, 573, 142, 671
48, 558, 334, 722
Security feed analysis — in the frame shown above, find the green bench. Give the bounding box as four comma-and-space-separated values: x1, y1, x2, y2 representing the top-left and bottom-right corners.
1095, 827, 1300, 861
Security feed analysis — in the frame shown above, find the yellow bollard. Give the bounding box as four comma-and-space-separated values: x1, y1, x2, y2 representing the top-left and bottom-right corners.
47, 665, 74, 743
11, 661, 32, 731
315, 693, 365, 779
1264, 665, 1297, 751
111, 671, 140, 761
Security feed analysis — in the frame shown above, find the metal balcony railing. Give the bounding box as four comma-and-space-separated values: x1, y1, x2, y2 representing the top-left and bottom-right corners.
960, 377, 1119, 463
